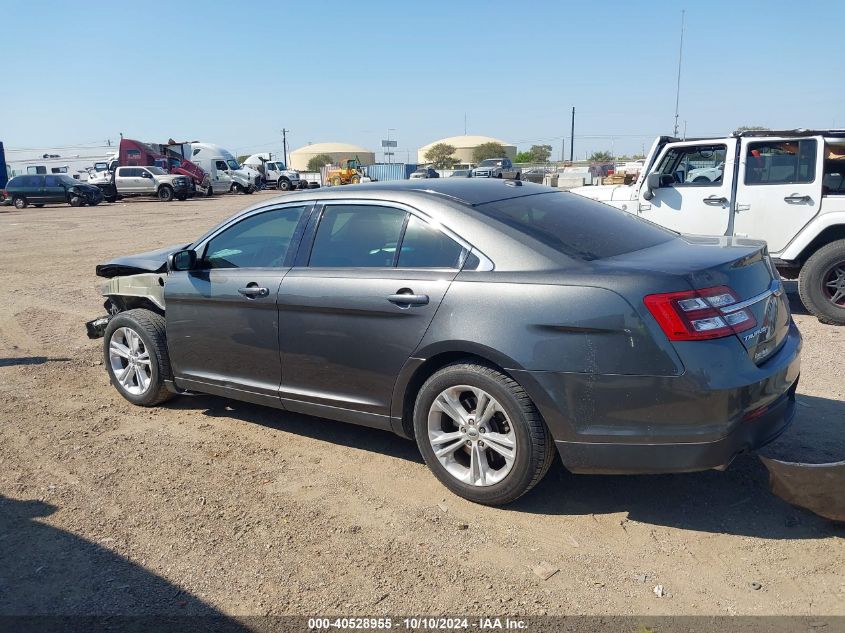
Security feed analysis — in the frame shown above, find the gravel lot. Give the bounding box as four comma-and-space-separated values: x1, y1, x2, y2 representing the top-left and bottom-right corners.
1, 192, 843, 619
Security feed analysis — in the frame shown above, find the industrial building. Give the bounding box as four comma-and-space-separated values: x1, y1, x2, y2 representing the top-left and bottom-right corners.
288, 142, 375, 171
417, 135, 517, 165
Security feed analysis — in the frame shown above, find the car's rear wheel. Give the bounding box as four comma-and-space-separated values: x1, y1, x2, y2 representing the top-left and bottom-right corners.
413, 361, 554, 505
103, 309, 174, 406
799, 238, 845, 325
13, 196, 27, 209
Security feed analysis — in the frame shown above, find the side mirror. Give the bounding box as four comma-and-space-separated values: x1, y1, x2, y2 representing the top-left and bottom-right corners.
643, 172, 663, 200
168, 249, 197, 272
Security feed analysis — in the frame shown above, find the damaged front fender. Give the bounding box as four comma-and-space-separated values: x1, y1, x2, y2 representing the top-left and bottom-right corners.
102, 273, 166, 311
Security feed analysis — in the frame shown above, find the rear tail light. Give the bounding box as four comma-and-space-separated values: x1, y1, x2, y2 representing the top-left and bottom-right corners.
644, 286, 757, 341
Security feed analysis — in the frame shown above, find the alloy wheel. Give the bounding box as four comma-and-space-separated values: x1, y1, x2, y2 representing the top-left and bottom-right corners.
427, 385, 516, 487
109, 327, 152, 395
823, 262, 845, 307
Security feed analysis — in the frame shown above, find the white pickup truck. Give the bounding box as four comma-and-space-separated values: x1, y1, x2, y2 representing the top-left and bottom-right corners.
570, 129, 845, 325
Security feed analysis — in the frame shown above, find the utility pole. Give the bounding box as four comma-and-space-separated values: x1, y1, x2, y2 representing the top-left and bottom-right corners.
569, 107, 575, 162
281, 129, 289, 167
673, 9, 685, 137
464, 113, 467, 136
561, 137, 565, 163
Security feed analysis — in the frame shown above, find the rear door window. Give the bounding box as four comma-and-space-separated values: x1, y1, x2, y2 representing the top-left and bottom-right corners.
397, 216, 464, 268
309, 205, 408, 268
475, 192, 675, 261
745, 140, 817, 185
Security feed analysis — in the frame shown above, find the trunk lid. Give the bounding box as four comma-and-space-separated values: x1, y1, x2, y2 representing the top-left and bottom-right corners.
604, 235, 790, 364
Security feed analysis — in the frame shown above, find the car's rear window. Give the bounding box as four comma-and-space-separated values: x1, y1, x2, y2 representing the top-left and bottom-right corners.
474, 192, 675, 261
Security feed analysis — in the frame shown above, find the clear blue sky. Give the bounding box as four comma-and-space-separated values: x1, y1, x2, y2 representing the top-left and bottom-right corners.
3, 0, 843, 161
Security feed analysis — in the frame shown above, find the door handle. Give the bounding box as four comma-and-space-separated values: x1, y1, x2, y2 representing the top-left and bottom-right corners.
784, 193, 811, 204
238, 286, 269, 298
736, 203, 751, 212
703, 195, 728, 206
387, 292, 429, 306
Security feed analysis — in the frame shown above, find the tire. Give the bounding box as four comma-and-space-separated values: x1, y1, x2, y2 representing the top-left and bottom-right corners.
69, 196, 82, 207
798, 238, 845, 325
351, 176, 361, 184
13, 196, 27, 209
105, 196, 117, 203
158, 186, 174, 202
103, 309, 174, 407
515, 173, 521, 181
277, 178, 291, 191
413, 361, 555, 505
331, 176, 342, 186
496, 173, 503, 178
205, 187, 214, 197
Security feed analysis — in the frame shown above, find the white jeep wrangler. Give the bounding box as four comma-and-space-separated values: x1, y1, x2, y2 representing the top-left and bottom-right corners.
570, 129, 845, 325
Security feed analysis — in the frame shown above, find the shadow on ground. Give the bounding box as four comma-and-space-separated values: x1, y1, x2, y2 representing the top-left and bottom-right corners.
0, 356, 71, 367
0, 496, 250, 629
166, 393, 844, 540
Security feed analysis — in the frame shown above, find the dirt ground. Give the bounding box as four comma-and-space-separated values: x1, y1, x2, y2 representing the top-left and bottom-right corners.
1, 192, 843, 619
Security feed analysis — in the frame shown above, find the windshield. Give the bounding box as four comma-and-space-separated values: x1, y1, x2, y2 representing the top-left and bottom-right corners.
479, 159, 501, 167
146, 166, 167, 175
475, 192, 675, 261
58, 175, 80, 186
226, 159, 240, 170
275, 162, 287, 171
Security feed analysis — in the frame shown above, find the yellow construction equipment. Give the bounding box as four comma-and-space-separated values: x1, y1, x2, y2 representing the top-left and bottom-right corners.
325, 157, 365, 186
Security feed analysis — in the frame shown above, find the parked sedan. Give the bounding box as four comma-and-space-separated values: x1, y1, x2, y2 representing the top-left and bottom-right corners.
4, 173, 104, 209
409, 167, 440, 179
88, 180, 801, 505
449, 169, 473, 178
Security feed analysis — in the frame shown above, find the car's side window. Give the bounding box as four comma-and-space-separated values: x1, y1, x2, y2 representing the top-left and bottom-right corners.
215, 160, 228, 171
202, 206, 308, 269
45, 175, 60, 187
397, 216, 464, 268
745, 140, 817, 185
655, 144, 727, 186
309, 205, 408, 268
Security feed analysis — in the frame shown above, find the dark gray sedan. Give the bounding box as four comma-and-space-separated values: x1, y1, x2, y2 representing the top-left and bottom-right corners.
89, 180, 801, 505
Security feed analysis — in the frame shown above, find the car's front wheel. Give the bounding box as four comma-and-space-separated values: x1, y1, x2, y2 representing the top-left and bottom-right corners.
414, 361, 554, 505
158, 186, 174, 202
103, 309, 174, 406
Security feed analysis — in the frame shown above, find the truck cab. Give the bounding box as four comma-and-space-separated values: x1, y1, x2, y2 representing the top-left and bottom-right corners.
243, 153, 302, 191
472, 158, 520, 180
570, 130, 845, 325
191, 143, 262, 195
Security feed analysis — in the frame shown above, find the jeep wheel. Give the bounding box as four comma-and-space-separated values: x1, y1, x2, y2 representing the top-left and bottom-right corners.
158, 186, 174, 202
413, 361, 555, 505
104, 309, 174, 406
13, 196, 27, 209
799, 239, 845, 325
277, 178, 291, 191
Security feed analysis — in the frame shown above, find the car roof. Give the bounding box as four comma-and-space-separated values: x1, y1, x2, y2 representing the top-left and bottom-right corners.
349, 178, 554, 206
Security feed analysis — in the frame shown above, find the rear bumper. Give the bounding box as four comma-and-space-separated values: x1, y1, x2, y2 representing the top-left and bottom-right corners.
555, 381, 797, 474
512, 322, 802, 474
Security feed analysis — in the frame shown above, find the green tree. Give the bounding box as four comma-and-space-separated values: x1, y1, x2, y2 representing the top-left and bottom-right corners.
588, 151, 613, 162
528, 144, 552, 162
236, 155, 250, 164
307, 154, 335, 172
424, 143, 459, 169
472, 142, 507, 163
514, 151, 533, 163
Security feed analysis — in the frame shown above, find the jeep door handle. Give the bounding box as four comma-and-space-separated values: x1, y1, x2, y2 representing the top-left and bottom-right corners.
784, 194, 811, 204
703, 195, 728, 206
387, 293, 429, 306
238, 286, 269, 298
